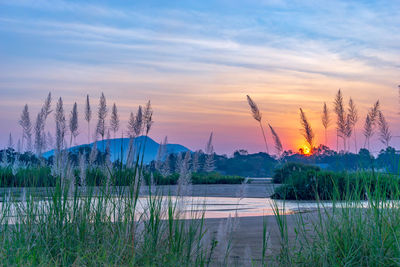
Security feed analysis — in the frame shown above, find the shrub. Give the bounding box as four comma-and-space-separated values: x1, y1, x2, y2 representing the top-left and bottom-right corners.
191, 172, 244, 184
272, 170, 400, 200
272, 162, 320, 183
143, 172, 245, 185
0, 166, 55, 187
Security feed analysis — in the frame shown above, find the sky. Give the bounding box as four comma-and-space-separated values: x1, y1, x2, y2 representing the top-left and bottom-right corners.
0, 0, 399, 155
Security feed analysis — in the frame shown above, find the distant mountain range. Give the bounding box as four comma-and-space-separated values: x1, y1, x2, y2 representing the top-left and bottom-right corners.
43, 136, 190, 163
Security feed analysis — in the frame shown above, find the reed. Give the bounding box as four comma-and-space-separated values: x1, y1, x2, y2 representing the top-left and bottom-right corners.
273, 171, 400, 266
321, 102, 330, 147
348, 98, 358, 152
299, 108, 314, 153
334, 89, 347, 151
268, 124, 283, 157
247, 95, 269, 154
378, 111, 391, 147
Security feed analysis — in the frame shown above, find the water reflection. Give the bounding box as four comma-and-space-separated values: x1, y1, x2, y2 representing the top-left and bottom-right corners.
0, 193, 388, 225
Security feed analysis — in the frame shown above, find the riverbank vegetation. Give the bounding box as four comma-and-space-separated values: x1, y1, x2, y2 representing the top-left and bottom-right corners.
1, 90, 400, 266
272, 162, 400, 200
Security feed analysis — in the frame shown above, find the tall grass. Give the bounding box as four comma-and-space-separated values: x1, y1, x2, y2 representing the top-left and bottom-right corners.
0, 154, 219, 266
273, 171, 400, 266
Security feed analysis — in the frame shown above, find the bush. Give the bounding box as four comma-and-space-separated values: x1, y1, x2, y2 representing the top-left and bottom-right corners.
272, 162, 320, 183
143, 172, 245, 185
0, 166, 55, 187
143, 172, 179, 185
272, 169, 400, 200
191, 172, 244, 184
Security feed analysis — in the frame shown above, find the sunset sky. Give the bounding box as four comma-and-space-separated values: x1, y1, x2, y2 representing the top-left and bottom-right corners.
0, 0, 399, 155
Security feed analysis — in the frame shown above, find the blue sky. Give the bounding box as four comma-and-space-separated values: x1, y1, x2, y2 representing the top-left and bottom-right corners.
0, 0, 399, 154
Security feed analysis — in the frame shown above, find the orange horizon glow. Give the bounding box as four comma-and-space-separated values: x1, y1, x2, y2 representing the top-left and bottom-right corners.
0, 1, 399, 155
298, 145, 312, 156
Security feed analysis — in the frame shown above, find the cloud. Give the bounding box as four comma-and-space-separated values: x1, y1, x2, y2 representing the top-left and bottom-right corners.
0, 0, 399, 153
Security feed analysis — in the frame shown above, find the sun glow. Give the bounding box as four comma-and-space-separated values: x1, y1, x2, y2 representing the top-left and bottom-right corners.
299, 145, 312, 156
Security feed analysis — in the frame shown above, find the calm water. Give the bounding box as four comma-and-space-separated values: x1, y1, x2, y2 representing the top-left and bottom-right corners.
0, 192, 376, 225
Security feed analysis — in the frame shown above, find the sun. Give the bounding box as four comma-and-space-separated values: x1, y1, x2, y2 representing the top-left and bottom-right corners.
299, 145, 312, 156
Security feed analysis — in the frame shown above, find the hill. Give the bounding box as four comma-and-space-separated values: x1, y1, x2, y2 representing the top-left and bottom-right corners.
43, 136, 190, 163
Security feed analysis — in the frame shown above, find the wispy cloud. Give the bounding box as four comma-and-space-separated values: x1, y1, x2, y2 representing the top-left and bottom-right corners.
0, 0, 399, 153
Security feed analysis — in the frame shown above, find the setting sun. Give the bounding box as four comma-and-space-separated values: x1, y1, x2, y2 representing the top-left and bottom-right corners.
299, 145, 312, 156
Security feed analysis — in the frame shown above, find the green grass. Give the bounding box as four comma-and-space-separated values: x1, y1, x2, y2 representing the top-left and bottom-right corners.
273, 171, 400, 266
0, 165, 55, 187
0, 166, 245, 187
143, 171, 245, 185
3, 159, 400, 266
0, 177, 216, 266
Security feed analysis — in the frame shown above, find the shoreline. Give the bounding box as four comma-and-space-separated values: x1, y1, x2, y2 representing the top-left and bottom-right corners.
0, 183, 278, 199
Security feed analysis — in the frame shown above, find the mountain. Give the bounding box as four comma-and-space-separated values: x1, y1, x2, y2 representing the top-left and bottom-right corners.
43, 136, 190, 163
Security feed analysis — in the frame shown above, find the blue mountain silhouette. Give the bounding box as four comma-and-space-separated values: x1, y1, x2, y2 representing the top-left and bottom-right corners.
43, 136, 190, 163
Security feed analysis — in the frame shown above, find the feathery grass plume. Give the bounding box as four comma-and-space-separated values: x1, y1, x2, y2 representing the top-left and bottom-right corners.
105, 130, 112, 189
143, 100, 153, 134
268, 124, 283, 157
321, 102, 331, 146
205, 132, 214, 154
369, 100, 380, 125
7, 133, 13, 149
161, 154, 171, 177
246, 95, 269, 153
54, 97, 66, 178
41, 92, 52, 119
334, 89, 347, 151
110, 102, 119, 139
348, 98, 359, 152
127, 107, 144, 163
236, 177, 249, 200
134, 105, 143, 136
247, 95, 262, 121
110, 103, 119, 160
106, 130, 111, 156
363, 114, 373, 150
55, 97, 66, 152
155, 136, 168, 171
177, 151, 192, 197
19, 104, 32, 151
204, 132, 215, 172
192, 151, 200, 172
127, 112, 136, 137
175, 152, 183, 174
96, 93, 108, 150
378, 111, 391, 147
39, 93, 52, 149
40, 92, 52, 136
79, 152, 87, 189
299, 108, 315, 153
363, 100, 380, 151
145, 110, 153, 134
35, 92, 53, 155
126, 137, 135, 168
89, 140, 98, 165
85, 94, 92, 143
34, 112, 44, 155
344, 114, 353, 152
69, 102, 79, 147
